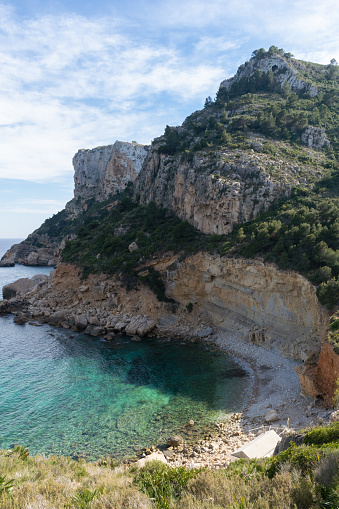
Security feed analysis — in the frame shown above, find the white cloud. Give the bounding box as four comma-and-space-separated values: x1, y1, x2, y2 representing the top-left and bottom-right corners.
0, 7, 226, 182
0, 0, 337, 186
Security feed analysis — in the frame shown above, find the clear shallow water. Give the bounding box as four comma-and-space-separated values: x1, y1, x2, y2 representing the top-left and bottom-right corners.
0, 239, 250, 461
0, 316, 250, 460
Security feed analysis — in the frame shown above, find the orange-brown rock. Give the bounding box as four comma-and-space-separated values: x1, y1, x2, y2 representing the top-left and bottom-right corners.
315, 342, 339, 406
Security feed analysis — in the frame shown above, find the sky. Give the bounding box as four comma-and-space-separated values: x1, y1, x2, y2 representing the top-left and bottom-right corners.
0, 0, 338, 238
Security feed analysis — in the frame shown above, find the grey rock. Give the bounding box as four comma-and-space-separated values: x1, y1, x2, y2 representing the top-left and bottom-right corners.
198, 327, 213, 338
265, 409, 280, 423
128, 242, 139, 252
3, 278, 35, 300
167, 435, 184, 447
49, 311, 67, 325
0, 256, 15, 267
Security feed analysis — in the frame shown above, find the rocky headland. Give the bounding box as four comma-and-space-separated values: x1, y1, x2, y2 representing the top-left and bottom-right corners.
1, 48, 339, 464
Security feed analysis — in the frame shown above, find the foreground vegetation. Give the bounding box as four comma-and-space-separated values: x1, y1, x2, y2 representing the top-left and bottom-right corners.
0, 423, 338, 508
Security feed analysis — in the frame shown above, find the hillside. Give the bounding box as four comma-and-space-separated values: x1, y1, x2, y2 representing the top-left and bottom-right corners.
1, 46, 339, 376
1, 46, 339, 509
8, 49, 337, 304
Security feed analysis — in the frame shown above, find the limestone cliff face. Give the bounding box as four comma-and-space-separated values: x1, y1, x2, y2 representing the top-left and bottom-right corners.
164, 254, 327, 360
134, 145, 317, 235
9, 255, 328, 363
73, 141, 149, 202
1, 141, 149, 266
219, 54, 318, 97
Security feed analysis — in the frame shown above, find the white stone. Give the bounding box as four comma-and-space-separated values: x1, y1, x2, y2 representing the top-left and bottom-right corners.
230, 430, 281, 460
137, 451, 167, 468
265, 409, 280, 423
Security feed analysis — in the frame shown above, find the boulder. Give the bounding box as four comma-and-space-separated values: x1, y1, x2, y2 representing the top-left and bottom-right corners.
31, 274, 48, 286
90, 326, 106, 337
137, 451, 167, 468
0, 256, 15, 267
74, 315, 88, 330
49, 311, 67, 325
3, 278, 35, 300
113, 321, 129, 332
125, 315, 156, 336
264, 409, 280, 423
128, 242, 139, 252
167, 435, 184, 447
198, 327, 213, 338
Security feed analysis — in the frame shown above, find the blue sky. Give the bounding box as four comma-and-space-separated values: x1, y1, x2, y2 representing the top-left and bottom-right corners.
0, 0, 338, 238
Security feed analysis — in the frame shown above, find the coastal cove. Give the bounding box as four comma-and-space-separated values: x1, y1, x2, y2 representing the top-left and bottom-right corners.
0, 242, 251, 462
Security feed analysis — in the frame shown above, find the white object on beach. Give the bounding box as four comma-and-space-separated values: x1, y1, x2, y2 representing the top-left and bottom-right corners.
230, 430, 281, 461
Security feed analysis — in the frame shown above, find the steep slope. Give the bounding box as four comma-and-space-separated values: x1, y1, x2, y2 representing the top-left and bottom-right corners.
134, 49, 337, 235
1, 48, 339, 379
1, 141, 148, 266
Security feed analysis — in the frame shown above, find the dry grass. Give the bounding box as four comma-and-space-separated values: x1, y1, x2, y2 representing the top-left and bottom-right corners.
171, 469, 305, 509
0, 449, 151, 509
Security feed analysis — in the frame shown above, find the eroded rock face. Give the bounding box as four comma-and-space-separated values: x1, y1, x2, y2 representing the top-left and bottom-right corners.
301, 127, 330, 149
73, 141, 149, 202
135, 147, 320, 235
166, 254, 327, 360
1, 241, 56, 267
219, 54, 318, 97
7, 254, 328, 363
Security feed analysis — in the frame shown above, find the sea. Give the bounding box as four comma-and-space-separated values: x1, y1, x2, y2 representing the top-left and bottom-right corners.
0, 238, 250, 461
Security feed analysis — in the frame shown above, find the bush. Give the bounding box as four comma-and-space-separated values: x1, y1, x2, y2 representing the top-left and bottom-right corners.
265, 443, 323, 478
304, 422, 339, 446
134, 460, 202, 508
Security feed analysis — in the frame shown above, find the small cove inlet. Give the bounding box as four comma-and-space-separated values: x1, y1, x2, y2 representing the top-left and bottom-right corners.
0, 240, 250, 461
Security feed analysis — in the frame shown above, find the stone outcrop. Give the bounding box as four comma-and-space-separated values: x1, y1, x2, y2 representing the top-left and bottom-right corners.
165, 253, 327, 360
4, 255, 327, 364
1, 238, 57, 267
219, 54, 318, 97
301, 127, 330, 149
3, 274, 48, 300
73, 141, 149, 202
134, 146, 318, 235
0, 256, 15, 267
1, 141, 149, 266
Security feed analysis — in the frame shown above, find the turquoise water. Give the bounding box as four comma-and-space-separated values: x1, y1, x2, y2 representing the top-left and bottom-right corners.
0, 238, 250, 461
0, 316, 250, 461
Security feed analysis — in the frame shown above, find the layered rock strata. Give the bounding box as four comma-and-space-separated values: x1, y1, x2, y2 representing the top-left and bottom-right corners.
1, 255, 327, 365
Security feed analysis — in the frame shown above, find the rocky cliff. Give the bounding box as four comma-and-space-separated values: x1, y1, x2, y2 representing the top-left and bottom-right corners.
1, 141, 149, 266
2, 255, 328, 364
1, 48, 338, 398
72, 141, 149, 203
134, 140, 321, 235
219, 53, 318, 97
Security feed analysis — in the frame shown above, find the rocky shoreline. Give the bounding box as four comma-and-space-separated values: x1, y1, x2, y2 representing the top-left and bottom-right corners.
0, 262, 334, 470
0, 294, 333, 471
131, 331, 333, 470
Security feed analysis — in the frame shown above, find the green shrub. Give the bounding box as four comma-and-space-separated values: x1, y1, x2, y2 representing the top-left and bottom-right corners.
134, 460, 202, 507
265, 442, 323, 478
304, 422, 339, 446
0, 474, 14, 495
